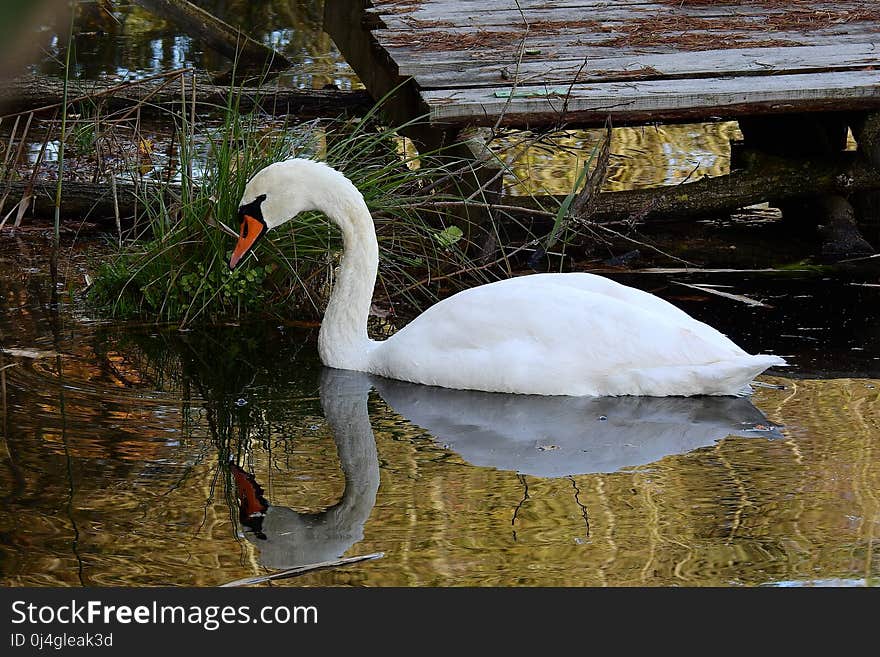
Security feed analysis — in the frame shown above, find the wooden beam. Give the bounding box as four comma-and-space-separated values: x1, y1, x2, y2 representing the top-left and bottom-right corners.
421, 69, 880, 128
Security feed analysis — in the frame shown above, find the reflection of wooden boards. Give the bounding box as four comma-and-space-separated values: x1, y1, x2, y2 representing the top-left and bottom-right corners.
327, 0, 880, 131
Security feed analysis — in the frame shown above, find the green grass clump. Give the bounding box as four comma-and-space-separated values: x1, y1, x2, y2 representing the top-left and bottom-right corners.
86, 89, 494, 326
87, 101, 314, 323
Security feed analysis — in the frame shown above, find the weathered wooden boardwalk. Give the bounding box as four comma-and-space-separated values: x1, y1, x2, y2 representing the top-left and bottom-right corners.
325, 0, 880, 256
326, 0, 880, 138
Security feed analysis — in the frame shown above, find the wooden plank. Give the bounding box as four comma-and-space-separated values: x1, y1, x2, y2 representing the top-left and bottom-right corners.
370, 0, 657, 12
373, 4, 671, 27
420, 69, 880, 127
408, 42, 880, 89
370, 2, 872, 29
365, 0, 876, 24
382, 27, 880, 72
370, 0, 869, 8
374, 19, 880, 54
369, 0, 870, 17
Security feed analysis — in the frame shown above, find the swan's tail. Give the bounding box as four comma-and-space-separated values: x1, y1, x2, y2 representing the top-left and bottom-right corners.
728, 354, 787, 397
619, 353, 787, 397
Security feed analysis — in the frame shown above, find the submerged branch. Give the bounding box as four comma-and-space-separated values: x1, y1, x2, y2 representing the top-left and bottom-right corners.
132, 0, 292, 72
219, 552, 384, 587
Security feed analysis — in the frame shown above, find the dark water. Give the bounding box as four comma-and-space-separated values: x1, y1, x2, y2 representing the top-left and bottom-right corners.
32, 0, 357, 90
1, 234, 877, 587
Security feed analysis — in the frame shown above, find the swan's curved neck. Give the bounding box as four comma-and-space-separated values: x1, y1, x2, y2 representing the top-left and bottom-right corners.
317, 191, 378, 371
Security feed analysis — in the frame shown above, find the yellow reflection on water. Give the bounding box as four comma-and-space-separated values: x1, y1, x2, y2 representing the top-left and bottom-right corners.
0, 241, 877, 588
3, 349, 877, 586
501, 122, 744, 196
288, 376, 878, 587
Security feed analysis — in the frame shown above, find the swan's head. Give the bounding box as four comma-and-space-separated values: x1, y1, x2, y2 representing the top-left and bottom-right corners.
229, 158, 354, 270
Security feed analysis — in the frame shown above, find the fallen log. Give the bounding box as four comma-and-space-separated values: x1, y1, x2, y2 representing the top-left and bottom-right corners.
0, 72, 373, 120
3, 150, 879, 230
520, 149, 880, 225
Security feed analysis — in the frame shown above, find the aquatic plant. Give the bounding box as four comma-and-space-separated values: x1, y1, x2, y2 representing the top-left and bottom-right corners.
86, 83, 507, 326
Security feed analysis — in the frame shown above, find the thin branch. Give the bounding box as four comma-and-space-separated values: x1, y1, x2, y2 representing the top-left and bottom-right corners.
220, 552, 384, 587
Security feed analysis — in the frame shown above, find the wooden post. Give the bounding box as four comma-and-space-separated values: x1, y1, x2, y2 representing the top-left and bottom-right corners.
738, 112, 873, 258
323, 0, 442, 153
850, 112, 880, 238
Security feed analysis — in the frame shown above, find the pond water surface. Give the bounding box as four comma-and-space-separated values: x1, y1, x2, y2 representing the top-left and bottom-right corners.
1, 235, 878, 587
2, 0, 878, 588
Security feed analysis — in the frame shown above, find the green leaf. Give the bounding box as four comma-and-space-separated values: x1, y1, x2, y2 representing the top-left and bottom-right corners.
435, 225, 464, 249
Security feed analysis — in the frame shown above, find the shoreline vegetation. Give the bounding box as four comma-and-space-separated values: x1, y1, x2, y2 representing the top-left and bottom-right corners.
0, 43, 612, 327
3, 67, 879, 328
2, 0, 879, 329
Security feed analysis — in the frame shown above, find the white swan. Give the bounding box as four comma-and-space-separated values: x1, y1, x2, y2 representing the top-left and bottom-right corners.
229, 158, 785, 396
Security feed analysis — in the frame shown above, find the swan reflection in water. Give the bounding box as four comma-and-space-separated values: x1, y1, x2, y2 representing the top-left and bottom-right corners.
234, 368, 782, 569
232, 369, 380, 571
371, 376, 782, 478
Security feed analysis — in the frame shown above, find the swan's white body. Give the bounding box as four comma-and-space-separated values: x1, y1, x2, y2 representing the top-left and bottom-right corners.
237, 159, 785, 397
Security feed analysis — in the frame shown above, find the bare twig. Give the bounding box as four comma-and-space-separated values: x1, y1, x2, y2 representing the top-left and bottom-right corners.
672, 281, 773, 307
219, 552, 384, 587
571, 116, 613, 221
590, 222, 697, 266
110, 174, 121, 247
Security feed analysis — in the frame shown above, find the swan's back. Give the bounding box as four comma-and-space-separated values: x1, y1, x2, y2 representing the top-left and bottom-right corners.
369, 273, 784, 396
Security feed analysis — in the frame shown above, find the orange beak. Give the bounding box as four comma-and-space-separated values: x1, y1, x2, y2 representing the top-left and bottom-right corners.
229, 214, 265, 270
